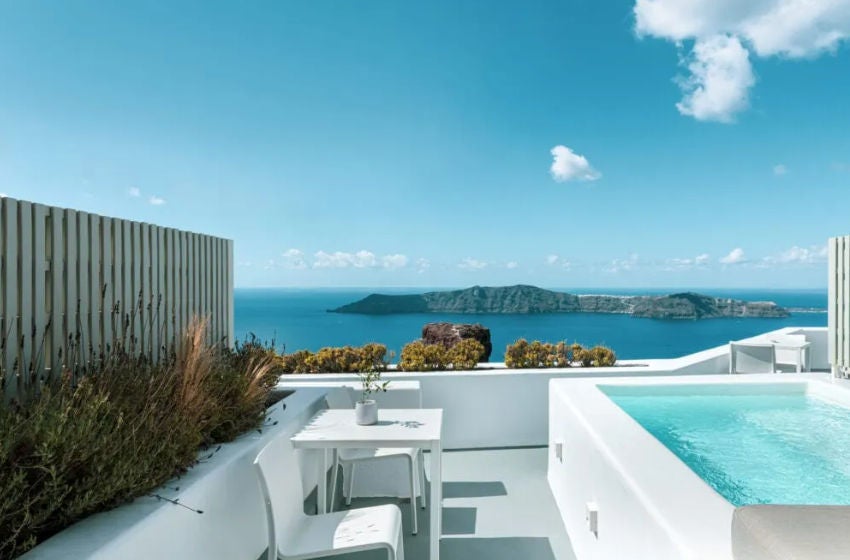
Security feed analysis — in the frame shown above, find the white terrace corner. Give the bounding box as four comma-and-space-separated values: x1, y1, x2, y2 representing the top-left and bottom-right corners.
12, 199, 850, 560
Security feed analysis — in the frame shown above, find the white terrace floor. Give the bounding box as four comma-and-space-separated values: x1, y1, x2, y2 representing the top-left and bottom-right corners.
261, 447, 576, 560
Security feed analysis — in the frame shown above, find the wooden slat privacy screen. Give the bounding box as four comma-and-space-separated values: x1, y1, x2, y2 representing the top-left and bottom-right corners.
0, 196, 234, 399
829, 235, 850, 378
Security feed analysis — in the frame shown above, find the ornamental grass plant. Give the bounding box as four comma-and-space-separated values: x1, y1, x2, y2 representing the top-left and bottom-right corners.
0, 317, 280, 558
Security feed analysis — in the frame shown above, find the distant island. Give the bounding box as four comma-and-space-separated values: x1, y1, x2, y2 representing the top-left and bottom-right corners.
329, 285, 790, 320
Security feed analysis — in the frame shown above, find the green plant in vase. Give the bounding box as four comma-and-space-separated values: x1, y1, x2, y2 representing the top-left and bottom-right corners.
355, 367, 389, 425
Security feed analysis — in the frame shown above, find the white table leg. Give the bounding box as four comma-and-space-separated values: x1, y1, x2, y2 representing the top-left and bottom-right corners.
429, 441, 441, 560
317, 448, 328, 514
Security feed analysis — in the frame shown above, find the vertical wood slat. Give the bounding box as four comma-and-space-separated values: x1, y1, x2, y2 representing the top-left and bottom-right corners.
77, 212, 90, 365
102, 219, 114, 349
839, 237, 850, 367
131, 221, 142, 351
32, 205, 48, 383
89, 214, 101, 361
829, 235, 850, 378
2, 199, 20, 398
102, 217, 111, 353
18, 202, 33, 391
181, 231, 189, 337
0, 196, 234, 401
165, 229, 175, 349
65, 209, 78, 369
200, 234, 208, 340
141, 223, 151, 358
227, 239, 234, 347
829, 237, 838, 374
155, 227, 165, 360
49, 209, 64, 374
122, 221, 133, 345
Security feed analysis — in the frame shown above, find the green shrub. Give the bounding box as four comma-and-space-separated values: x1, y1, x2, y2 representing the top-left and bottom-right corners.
398, 341, 447, 371
588, 345, 617, 367
279, 344, 389, 374
0, 319, 279, 558
280, 349, 313, 373
447, 339, 486, 370
505, 340, 616, 368
504, 339, 569, 368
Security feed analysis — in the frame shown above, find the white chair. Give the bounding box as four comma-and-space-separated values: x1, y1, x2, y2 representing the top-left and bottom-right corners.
769, 334, 811, 373
325, 388, 426, 535
253, 434, 405, 560
729, 341, 777, 374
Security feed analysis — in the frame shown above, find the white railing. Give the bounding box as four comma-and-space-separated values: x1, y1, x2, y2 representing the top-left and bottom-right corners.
829, 235, 850, 378
0, 196, 234, 399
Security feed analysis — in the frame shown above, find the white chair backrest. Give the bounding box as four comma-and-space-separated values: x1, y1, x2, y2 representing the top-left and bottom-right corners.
730, 342, 776, 374
771, 334, 806, 346
254, 436, 306, 559
325, 386, 355, 409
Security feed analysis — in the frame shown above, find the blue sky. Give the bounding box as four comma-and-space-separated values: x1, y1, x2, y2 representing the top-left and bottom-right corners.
1, 1, 849, 289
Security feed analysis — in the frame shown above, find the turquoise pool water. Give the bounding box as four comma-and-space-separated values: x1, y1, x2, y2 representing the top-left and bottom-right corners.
606, 387, 850, 506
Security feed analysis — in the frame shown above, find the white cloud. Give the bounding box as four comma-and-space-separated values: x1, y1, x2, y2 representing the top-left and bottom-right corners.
312, 250, 409, 270
237, 261, 253, 268
765, 244, 828, 265
634, 0, 850, 121
281, 248, 307, 269
458, 257, 488, 270
720, 247, 746, 264
545, 254, 571, 269
665, 253, 711, 270
550, 145, 601, 182
381, 254, 409, 269
773, 164, 788, 176
506, 261, 519, 269
675, 35, 754, 122
415, 258, 431, 274
314, 250, 374, 269
149, 196, 166, 205
606, 254, 640, 273
128, 186, 141, 197
0, 193, 7, 198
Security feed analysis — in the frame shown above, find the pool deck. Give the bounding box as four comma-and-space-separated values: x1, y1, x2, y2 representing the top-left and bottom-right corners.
263, 447, 577, 560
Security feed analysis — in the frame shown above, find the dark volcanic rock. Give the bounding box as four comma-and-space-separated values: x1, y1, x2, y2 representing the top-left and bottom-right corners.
329, 285, 790, 320
422, 322, 492, 362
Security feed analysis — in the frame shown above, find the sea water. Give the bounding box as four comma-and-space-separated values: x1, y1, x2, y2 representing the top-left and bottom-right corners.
608, 389, 850, 505
233, 288, 826, 360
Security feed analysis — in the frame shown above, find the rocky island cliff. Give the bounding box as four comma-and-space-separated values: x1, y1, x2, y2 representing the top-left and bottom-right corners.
329, 285, 790, 320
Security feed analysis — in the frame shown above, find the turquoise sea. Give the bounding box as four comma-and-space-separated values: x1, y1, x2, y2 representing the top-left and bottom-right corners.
233, 288, 827, 361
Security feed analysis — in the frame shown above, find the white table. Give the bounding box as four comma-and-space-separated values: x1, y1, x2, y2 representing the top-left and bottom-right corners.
770, 339, 812, 373
291, 408, 443, 560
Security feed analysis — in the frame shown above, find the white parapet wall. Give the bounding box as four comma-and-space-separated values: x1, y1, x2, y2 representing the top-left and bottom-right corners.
280, 327, 827, 450
547, 374, 849, 560
22, 388, 330, 560
0, 196, 234, 400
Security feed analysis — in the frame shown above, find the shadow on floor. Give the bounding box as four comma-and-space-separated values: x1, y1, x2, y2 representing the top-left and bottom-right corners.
442, 481, 507, 499
319, 537, 557, 560
440, 507, 477, 535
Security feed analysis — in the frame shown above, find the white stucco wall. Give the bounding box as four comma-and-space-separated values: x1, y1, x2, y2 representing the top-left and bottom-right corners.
23, 388, 329, 560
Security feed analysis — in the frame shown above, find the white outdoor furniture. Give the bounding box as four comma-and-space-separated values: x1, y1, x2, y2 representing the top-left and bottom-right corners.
280, 382, 426, 503
729, 341, 776, 374
253, 435, 405, 560
324, 388, 426, 534
291, 408, 443, 560
767, 334, 811, 373
729, 336, 812, 374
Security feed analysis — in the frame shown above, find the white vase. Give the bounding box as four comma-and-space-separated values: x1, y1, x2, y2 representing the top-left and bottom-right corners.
355, 399, 378, 425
